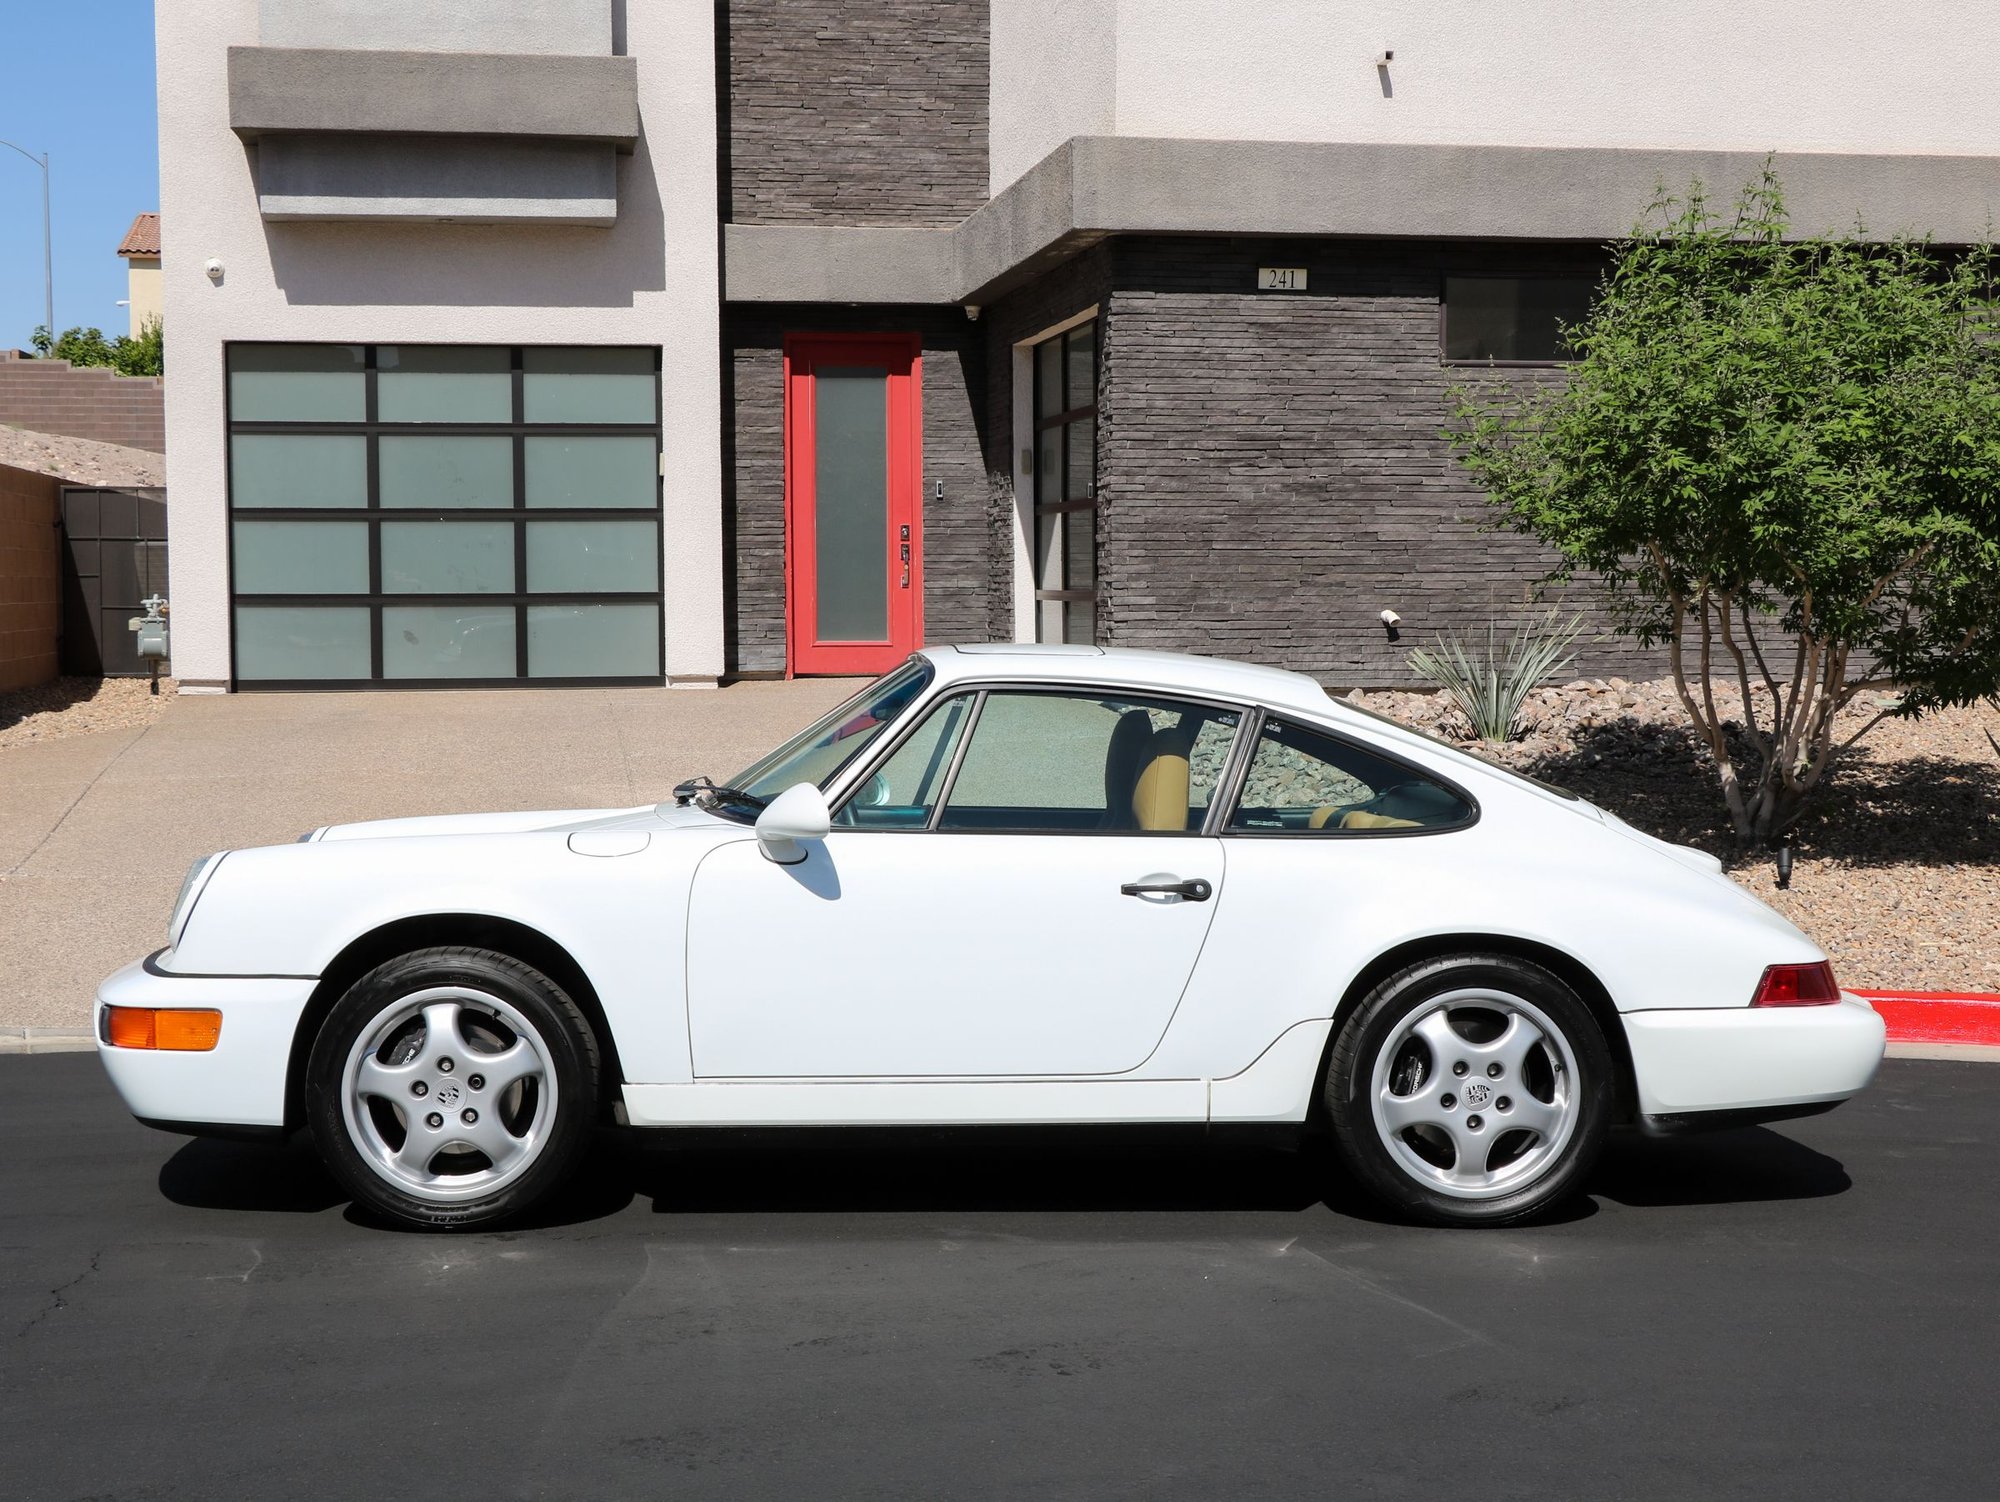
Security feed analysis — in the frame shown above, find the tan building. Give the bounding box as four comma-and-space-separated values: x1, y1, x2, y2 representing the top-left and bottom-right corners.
115, 212, 161, 337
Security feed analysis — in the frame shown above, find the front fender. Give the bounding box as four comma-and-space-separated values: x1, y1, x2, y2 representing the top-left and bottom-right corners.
165, 831, 709, 1085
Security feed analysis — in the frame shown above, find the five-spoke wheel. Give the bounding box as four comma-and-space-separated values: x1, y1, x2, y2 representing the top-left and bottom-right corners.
1328, 954, 1612, 1225
307, 948, 599, 1230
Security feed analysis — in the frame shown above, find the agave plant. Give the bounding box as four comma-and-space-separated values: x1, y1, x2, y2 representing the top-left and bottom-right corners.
1406, 611, 1588, 745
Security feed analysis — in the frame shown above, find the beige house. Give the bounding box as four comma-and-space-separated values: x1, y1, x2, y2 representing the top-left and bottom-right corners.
115, 212, 161, 337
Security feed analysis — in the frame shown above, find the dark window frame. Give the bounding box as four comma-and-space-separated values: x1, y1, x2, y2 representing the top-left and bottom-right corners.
225, 342, 665, 690
1437, 272, 1597, 369
1030, 320, 1100, 643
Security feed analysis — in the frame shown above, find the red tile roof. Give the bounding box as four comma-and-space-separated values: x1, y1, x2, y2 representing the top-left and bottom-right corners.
116, 212, 160, 258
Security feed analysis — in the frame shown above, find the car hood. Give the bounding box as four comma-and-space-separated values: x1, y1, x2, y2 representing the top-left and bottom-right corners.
309, 803, 720, 843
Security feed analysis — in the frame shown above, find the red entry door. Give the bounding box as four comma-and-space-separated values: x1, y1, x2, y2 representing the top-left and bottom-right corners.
784, 333, 924, 676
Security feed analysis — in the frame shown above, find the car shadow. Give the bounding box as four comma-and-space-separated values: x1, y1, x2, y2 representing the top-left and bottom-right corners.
1588, 1126, 1851, 1206
154, 1123, 1850, 1228
158, 1135, 348, 1215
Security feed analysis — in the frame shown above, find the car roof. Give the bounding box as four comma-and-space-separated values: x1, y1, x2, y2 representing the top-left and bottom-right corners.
919, 644, 1337, 717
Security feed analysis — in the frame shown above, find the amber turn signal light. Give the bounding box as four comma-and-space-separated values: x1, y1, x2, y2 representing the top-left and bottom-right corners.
104, 1006, 223, 1051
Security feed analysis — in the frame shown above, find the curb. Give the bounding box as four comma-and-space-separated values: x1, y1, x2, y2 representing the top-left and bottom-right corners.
0, 1027, 96, 1055
1855, 990, 2000, 1050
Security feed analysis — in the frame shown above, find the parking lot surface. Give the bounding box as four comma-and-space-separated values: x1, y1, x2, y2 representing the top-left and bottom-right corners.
2, 1055, 1993, 1500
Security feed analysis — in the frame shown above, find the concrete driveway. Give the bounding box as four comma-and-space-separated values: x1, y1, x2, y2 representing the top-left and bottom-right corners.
0, 680, 854, 1031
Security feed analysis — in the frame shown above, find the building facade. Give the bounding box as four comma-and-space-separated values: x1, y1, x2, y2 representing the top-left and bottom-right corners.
158, 0, 2000, 690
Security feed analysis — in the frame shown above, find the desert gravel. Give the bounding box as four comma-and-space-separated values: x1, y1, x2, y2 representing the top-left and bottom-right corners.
0, 675, 176, 752
1349, 677, 2000, 993
0, 426, 164, 487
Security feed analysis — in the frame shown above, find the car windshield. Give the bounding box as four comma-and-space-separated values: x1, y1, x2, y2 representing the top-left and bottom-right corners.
726, 658, 933, 804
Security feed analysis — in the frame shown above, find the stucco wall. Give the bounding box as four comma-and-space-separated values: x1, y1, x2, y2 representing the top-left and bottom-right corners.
156, 0, 723, 686
256, 0, 610, 54
125, 261, 163, 337
723, 0, 988, 226
990, 1, 2000, 194
988, 0, 1115, 196
722, 307, 989, 676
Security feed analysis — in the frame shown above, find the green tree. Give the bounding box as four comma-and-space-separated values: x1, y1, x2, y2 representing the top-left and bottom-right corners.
1450, 171, 2000, 844
27, 318, 163, 377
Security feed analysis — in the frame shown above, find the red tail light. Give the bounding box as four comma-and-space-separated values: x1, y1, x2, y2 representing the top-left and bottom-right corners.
1751, 961, 1841, 1007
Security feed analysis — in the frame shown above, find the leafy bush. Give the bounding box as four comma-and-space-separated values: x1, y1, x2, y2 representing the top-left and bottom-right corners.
1407, 612, 1587, 744
28, 318, 163, 377
1449, 170, 2000, 843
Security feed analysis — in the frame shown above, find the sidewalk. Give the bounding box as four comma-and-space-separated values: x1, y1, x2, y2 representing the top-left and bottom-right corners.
0, 679, 853, 1030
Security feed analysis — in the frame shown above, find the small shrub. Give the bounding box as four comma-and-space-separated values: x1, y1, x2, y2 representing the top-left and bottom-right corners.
1407, 611, 1587, 744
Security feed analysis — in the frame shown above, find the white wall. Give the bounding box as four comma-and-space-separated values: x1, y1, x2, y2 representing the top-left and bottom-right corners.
989, 0, 1117, 194
156, 0, 723, 685
992, 1, 2000, 193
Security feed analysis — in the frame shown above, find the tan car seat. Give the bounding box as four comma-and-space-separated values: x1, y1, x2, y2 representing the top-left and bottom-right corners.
1309, 805, 1421, 831
1132, 726, 1194, 832
1102, 710, 1157, 830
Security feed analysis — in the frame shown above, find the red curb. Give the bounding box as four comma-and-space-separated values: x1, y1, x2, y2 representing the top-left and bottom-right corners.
1854, 991, 2000, 1047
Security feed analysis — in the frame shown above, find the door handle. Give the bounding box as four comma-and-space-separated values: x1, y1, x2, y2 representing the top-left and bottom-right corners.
1119, 877, 1213, 902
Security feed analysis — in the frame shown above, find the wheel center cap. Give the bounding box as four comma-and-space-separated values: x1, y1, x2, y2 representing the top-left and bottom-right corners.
435, 1081, 463, 1108
1462, 1080, 1491, 1109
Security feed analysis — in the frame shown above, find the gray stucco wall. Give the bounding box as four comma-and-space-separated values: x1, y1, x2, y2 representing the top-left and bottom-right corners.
722, 307, 990, 675
721, 0, 989, 227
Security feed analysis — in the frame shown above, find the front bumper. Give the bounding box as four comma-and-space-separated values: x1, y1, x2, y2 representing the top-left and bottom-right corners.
1623, 992, 1887, 1132
94, 955, 317, 1133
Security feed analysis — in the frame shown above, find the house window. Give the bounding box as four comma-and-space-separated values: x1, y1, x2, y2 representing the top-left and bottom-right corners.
225, 344, 662, 686
1442, 276, 1594, 364
1031, 319, 1098, 644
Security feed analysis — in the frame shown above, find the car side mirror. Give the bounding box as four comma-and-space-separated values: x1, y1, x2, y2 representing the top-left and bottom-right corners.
755, 782, 831, 865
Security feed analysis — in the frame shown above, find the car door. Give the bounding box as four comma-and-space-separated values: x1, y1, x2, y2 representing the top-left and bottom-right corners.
684, 688, 1244, 1078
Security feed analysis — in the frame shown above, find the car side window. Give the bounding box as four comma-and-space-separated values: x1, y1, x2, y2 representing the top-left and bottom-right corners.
1225, 718, 1473, 835
833, 694, 975, 829
934, 691, 1240, 834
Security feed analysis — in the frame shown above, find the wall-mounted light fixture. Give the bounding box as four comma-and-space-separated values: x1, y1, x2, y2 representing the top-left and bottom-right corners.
1380, 608, 1402, 642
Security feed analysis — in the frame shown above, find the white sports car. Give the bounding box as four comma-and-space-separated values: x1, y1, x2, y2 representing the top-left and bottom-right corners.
96, 646, 1885, 1229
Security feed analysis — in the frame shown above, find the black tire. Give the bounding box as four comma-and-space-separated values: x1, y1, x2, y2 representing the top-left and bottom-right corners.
1325, 953, 1613, 1227
305, 946, 601, 1231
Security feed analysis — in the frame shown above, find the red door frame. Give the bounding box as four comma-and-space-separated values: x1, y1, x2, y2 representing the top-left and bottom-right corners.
783, 333, 924, 676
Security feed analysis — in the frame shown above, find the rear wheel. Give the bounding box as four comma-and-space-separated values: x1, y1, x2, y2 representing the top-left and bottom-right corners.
306, 947, 599, 1231
1326, 954, 1612, 1226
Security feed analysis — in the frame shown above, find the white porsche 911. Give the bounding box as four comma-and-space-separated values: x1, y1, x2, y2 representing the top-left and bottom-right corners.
96, 646, 1884, 1229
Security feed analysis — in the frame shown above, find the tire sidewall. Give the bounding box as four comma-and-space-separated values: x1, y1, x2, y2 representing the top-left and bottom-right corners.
306, 948, 598, 1231
1328, 955, 1613, 1226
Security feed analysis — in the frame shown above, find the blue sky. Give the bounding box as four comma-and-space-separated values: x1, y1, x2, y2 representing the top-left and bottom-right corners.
0, 3, 159, 349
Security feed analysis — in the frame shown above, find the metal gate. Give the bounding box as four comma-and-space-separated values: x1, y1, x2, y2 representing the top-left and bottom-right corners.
60, 486, 168, 676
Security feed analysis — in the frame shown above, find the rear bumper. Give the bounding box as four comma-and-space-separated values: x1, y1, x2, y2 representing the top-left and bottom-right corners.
94, 956, 316, 1132
1623, 992, 1886, 1132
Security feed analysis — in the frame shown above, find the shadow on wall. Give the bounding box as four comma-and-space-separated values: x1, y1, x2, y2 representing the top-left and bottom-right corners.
259, 123, 667, 308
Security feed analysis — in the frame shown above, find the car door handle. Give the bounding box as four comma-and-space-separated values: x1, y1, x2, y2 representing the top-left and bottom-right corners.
1119, 876, 1213, 902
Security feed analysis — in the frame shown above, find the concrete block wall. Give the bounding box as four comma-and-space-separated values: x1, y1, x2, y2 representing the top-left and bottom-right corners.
0, 355, 166, 454
0, 464, 62, 691
1089, 236, 1658, 687
723, 306, 989, 675
722, 0, 988, 226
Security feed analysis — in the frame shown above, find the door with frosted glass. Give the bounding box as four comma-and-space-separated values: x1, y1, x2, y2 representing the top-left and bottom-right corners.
784, 334, 923, 675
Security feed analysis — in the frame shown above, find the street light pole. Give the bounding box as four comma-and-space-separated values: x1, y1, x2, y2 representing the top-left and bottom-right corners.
0, 139, 54, 344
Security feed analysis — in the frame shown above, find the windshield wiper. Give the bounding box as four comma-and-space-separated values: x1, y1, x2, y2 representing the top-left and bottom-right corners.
672, 775, 769, 811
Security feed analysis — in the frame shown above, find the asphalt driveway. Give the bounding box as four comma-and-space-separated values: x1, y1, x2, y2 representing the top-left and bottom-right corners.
2, 1054, 1993, 1500
0, 681, 854, 1030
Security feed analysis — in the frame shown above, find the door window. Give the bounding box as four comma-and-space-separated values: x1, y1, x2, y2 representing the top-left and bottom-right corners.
1030, 320, 1098, 644
834, 693, 975, 829
1225, 718, 1474, 834
935, 691, 1239, 833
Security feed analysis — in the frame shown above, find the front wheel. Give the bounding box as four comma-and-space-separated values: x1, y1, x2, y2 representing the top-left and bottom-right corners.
1326, 954, 1613, 1226
306, 947, 600, 1231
